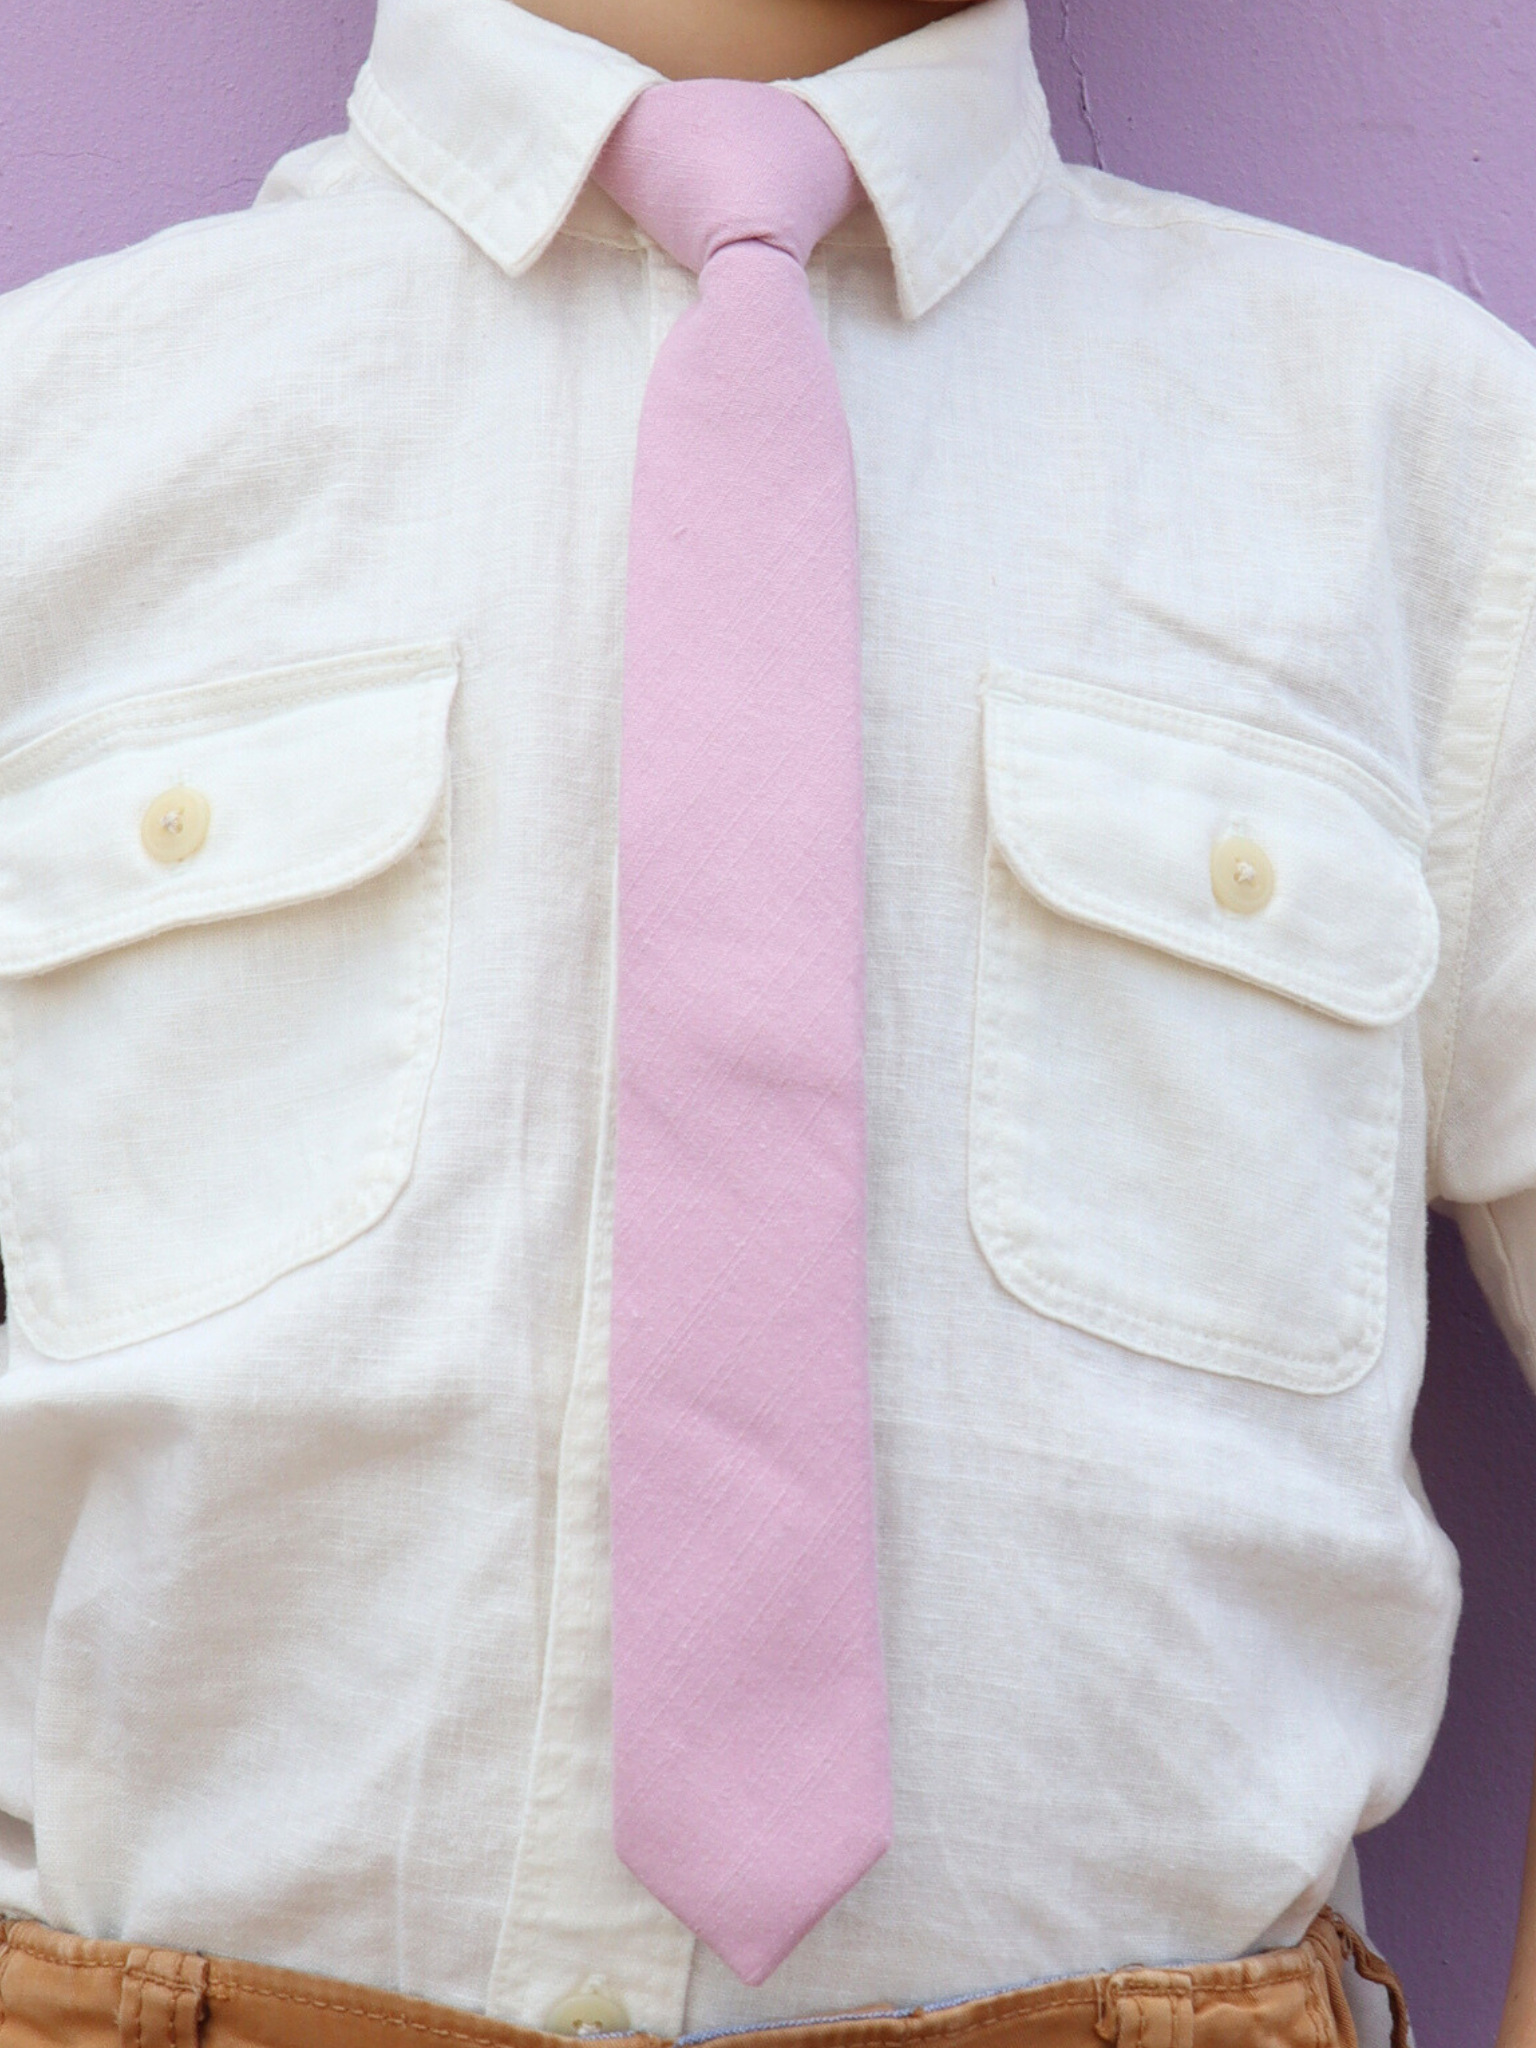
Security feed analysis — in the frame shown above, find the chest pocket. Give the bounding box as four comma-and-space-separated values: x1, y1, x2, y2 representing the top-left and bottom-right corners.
0, 644, 457, 1360
969, 665, 1438, 1394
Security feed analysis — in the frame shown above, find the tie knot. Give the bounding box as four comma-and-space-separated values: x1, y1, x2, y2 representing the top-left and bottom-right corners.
595, 80, 860, 276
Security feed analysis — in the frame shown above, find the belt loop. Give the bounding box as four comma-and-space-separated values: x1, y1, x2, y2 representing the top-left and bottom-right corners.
119, 1946, 209, 2048
1318, 1908, 1412, 2048
1095, 1970, 1195, 2048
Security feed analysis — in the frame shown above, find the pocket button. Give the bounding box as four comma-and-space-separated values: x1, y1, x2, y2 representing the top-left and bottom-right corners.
141, 787, 211, 864
1211, 835, 1274, 914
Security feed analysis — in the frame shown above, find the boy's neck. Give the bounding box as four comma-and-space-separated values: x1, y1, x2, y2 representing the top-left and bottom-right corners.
512, 0, 975, 82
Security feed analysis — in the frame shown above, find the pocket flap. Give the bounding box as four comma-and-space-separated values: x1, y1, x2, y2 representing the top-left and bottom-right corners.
983, 666, 1439, 1027
0, 644, 458, 977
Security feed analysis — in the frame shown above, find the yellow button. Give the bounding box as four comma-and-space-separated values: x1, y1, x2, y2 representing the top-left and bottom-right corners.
543, 1988, 633, 2037
1210, 835, 1274, 915
141, 787, 211, 864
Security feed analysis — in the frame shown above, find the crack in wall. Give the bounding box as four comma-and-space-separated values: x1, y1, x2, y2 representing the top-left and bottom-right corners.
1059, 0, 1105, 169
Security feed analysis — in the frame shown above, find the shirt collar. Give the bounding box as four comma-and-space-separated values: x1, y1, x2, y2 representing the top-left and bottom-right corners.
348, 0, 1054, 320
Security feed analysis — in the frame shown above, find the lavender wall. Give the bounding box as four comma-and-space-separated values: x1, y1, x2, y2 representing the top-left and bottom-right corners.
2, 4, 1534, 2044
0, 3, 373, 294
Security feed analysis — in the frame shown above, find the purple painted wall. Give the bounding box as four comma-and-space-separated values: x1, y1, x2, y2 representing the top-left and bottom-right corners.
0, 3, 373, 295
1031, 1, 1536, 343
3, 4, 1535, 2044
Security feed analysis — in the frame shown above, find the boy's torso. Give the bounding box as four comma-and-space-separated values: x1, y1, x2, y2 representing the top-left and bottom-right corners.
0, 0, 1532, 2031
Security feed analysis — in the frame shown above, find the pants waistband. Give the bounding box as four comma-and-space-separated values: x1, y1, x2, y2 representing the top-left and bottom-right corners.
0, 1912, 1409, 2048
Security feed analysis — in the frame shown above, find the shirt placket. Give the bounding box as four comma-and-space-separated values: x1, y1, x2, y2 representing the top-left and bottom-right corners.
483, 244, 702, 2040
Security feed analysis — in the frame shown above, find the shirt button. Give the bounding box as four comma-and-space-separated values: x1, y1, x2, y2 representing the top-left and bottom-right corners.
141, 787, 211, 864
1210, 834, 1274, 914
542, 1987, 633, 2036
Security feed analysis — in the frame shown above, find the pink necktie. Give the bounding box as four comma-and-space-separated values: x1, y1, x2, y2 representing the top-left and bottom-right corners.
597, 83, 892, 1986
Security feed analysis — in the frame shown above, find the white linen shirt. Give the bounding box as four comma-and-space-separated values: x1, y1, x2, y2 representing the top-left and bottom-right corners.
3, 0, 1536, 2033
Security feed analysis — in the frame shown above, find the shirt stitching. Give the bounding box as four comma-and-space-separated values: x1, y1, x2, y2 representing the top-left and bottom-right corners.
0, 704, 445, 979
1062, 162, 1536, 326
0, 644, 456, 793
1422, 446, 1536, 1178
348, 61, 650, 286
781, 83, 1049, 321
968, 828, 1401, 1390
0, 794, 451, 1355
988, 744, 1436, 1025
984, 667, 1430, 842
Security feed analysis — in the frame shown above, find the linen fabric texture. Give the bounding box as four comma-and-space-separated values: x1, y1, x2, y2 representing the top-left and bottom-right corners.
0, 0, 1534, 2035
596, 82, 890, 1982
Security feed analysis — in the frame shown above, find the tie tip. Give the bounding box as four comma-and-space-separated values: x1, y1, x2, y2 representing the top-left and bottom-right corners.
618, 1808, 893, 1985
705, 1927, 800, 1988
685, 1831, 895, 1986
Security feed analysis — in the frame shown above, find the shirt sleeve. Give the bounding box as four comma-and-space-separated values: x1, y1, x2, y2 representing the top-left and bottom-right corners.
1433, 564, 1536, 1205
1432, 433, 1536, 1378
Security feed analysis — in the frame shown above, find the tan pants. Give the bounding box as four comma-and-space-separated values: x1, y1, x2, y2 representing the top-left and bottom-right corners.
0, 1911, 1408, 2048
